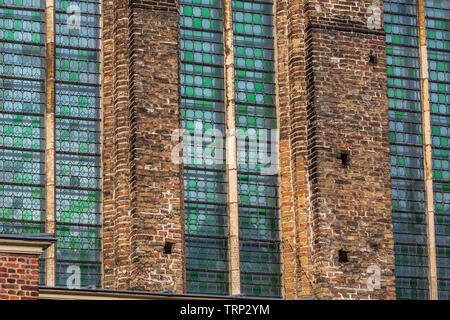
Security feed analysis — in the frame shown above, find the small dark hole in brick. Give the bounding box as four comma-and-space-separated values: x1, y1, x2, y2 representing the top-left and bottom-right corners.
338, 250, 349, 263
338, 151, 350, 166
164, 242, 174, 254
368, 55, 377, 64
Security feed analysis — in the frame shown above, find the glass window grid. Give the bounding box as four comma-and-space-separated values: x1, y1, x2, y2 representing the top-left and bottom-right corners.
6, 0, 446, 300
0, 0, 47, 281
54, 0, 101, 289
425, 0, 450, 300
385, 0, 430, 300
233, 0, 281, 298
181, 0, 229, 295
56, 0, 100, 16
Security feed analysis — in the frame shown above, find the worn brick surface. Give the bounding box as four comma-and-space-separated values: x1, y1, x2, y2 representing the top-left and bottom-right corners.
0, 253, 40, 300
276, 0, 313, 300
276, 0, 396, 299
101, 0, 184, 292
99, 0, 395, 299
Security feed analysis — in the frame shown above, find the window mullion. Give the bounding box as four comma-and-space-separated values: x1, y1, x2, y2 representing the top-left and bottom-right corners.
223, 0, 241, 296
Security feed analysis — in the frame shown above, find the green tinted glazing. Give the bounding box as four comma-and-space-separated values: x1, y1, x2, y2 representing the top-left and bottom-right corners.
181, 0, 229, 295
54, 0, 101, 288
233, 0, 281, 298
425, 0, 449, 300
0, 0, 46, 283
385, 0, 430, 300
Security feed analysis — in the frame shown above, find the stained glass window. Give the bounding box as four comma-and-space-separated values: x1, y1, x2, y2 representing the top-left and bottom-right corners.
0, 0, 46, 280
0, 0, 101, 289
181, 0, 229, 295
384, 0, 430, 300
181, 0, 280, 297
425, 0, 449, 300
232, 0, 281, 297
54, 0, 101, 288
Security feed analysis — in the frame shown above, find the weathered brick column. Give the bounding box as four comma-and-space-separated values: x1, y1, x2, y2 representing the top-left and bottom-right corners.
276, 0, 396, 299
0, 234, 55, 300
101, 0, 184, 292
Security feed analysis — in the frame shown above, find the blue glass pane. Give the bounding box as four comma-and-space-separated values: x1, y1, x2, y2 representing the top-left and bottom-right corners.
54, 0, 101, 289
385, 0, 430, 300
233, 0, 281, 298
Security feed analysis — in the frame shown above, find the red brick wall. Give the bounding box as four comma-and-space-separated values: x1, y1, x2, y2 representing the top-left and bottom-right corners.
0, 253, 39, 300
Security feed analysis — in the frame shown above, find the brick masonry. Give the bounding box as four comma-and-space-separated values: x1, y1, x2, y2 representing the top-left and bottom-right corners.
0, 253, 39, 300
99, 0, 396, 299
101, 0, 184, 292
0, 0, 397, 301
276, 0, 396, 299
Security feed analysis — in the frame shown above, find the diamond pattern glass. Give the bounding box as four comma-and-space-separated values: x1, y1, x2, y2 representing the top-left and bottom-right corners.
54, 0, 101, 288
385, 0, 430, 300
425, 0, 450, 300
181, 0, 229, 295
233, 0, 281, 298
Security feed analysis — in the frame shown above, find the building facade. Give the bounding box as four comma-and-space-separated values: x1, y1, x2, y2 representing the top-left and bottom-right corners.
0, 0, 448, 300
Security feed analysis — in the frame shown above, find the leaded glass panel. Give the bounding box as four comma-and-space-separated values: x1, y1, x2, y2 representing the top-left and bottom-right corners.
425, 0, 450, 300
233, 0, 281, 298
385, 0, 430, 300
54, 0, 101, 289
181, 0, 229, 295
0, 0, 46, 282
